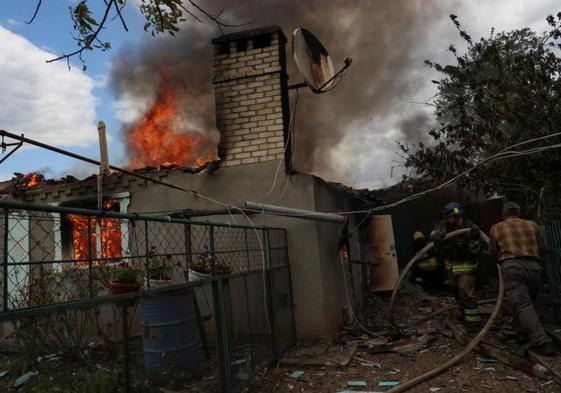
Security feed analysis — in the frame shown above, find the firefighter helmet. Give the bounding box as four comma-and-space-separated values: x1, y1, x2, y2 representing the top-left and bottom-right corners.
443, 202, 464, 217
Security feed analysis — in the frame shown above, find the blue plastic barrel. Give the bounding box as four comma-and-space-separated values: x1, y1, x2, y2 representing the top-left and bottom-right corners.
140, 290, 199, 370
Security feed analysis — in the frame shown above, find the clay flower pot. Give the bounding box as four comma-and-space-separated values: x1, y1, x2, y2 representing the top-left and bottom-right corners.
110, 280, 143, 295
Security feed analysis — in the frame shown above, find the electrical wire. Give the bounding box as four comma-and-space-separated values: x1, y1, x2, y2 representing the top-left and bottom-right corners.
339, 253, 387, 341
264, 88, 298, 200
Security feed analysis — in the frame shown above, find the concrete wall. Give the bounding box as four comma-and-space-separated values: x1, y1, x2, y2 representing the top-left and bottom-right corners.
312, 178, 363, 336
17, 160, 358, 338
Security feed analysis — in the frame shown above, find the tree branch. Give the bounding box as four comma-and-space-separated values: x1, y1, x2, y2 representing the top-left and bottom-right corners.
186, 0, 255, 29
108, 0, 129, 31
25, 0, 42, 24
46, 0, 115, 64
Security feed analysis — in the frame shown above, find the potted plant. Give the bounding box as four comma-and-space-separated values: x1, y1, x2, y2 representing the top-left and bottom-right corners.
187, 247, 232, 282
110, 262, 142, 295
145, 247, 177, 289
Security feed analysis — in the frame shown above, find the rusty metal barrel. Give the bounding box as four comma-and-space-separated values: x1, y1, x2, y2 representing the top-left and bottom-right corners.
140, 290, 199, 370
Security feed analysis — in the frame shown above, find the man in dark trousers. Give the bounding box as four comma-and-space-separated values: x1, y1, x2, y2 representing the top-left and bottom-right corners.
431, 202, 484, 331
489, 202, 556, 356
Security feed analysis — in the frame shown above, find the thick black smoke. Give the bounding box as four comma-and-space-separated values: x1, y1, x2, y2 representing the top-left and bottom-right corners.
399, 112, 433, 146
111, 0, 451, 175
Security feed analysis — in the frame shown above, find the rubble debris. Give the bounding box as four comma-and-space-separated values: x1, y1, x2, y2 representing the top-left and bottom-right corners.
0, 370, 8, 379
367, 335, 432, 355
354, 356, 382, 369
338, 391, 382, 393
446, 320, 551, 381
289, 370, 305, 380
478, 356, 499, 363
96, 364, 112, 373
280, 342, 358, 368
347, 379, 367, 387
12, 371, 38, 388
378, 380, 400, 387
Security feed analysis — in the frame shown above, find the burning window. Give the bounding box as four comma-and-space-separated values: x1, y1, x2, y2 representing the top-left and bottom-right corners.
63, 200, 123, 265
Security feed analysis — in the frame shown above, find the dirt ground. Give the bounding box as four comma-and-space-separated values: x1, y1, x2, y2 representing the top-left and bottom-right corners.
245, 291, 561, 393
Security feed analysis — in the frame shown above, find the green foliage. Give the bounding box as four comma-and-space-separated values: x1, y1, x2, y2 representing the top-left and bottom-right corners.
114, 268, 137, 284
400, 13, 561, 219
114, 264, 139, 284
190, 250, 232, 275
25, 0, 233, 66
147, 247, 174, 280
139, 0, 194, 37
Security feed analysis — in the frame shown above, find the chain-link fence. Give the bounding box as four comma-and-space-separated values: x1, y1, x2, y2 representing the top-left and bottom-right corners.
0, 199, 296, 392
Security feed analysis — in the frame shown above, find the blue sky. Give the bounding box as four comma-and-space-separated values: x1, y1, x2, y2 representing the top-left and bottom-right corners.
0, 1, 147, 181
0, 1, 559, 188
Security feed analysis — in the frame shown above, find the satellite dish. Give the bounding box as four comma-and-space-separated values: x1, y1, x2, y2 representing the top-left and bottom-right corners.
292, 28, 335, 93
292, 28, 351, 94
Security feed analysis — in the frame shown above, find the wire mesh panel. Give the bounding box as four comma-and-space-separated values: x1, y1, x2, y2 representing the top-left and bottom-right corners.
0, 200, 294, 393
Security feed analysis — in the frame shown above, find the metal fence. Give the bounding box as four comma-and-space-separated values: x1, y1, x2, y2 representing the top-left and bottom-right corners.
0, 199, 296, 392
542, 220, 561, 322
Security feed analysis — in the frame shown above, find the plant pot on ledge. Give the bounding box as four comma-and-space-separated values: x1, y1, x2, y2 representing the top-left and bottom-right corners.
145, 249, 178, 290
110, 264, 142, 295
187, 252, 232, 282
110, 281, 143, 295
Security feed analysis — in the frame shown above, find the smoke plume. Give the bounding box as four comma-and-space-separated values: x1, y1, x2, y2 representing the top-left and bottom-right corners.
111, 0, 450, 175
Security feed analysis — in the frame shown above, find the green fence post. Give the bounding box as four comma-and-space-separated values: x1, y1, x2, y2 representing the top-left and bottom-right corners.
87, 216, 94, 299
121, 303, 131, 393
212, 278, 232, 393
144, 221, 150, 289
3, 209, 9, 311
263, 228, 279, 360
283, 230, 297, 345
209, 226, 215, 258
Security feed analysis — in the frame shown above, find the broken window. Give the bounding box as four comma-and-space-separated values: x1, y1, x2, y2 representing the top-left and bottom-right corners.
62, 200, 123, 265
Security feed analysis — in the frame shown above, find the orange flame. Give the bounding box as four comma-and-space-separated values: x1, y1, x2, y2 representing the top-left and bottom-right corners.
67, 215, 96, 265
100, 200, 122, 260
68, 200, 122, 264
125, 72, 216, 169
25, 173, 43, 188
196, 154, 218, 168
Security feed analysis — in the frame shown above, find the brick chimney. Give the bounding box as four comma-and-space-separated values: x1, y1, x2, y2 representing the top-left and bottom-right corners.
212, 26, 291, 170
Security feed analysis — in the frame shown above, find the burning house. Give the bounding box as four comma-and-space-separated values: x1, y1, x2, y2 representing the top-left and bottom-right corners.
0, 26, 376, 338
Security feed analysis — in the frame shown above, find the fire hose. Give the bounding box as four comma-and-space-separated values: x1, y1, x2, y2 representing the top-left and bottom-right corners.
386, 228, 505, 393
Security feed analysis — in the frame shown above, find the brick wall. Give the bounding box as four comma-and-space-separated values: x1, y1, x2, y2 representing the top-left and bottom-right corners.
212, 26, 291, 168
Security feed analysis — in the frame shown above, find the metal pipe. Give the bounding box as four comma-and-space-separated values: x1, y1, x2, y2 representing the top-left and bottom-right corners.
244, 201, 345, 224
0, 199, 281, 231
0, 129, 192, 194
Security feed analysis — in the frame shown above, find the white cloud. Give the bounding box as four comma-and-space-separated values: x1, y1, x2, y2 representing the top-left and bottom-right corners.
5, 19, 21, 26
0, 26, 98, 147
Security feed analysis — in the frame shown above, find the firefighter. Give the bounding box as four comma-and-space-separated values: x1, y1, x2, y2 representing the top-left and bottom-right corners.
430, 202, 484, 331
489, 202, 556, 356
411, 231, 445, 292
